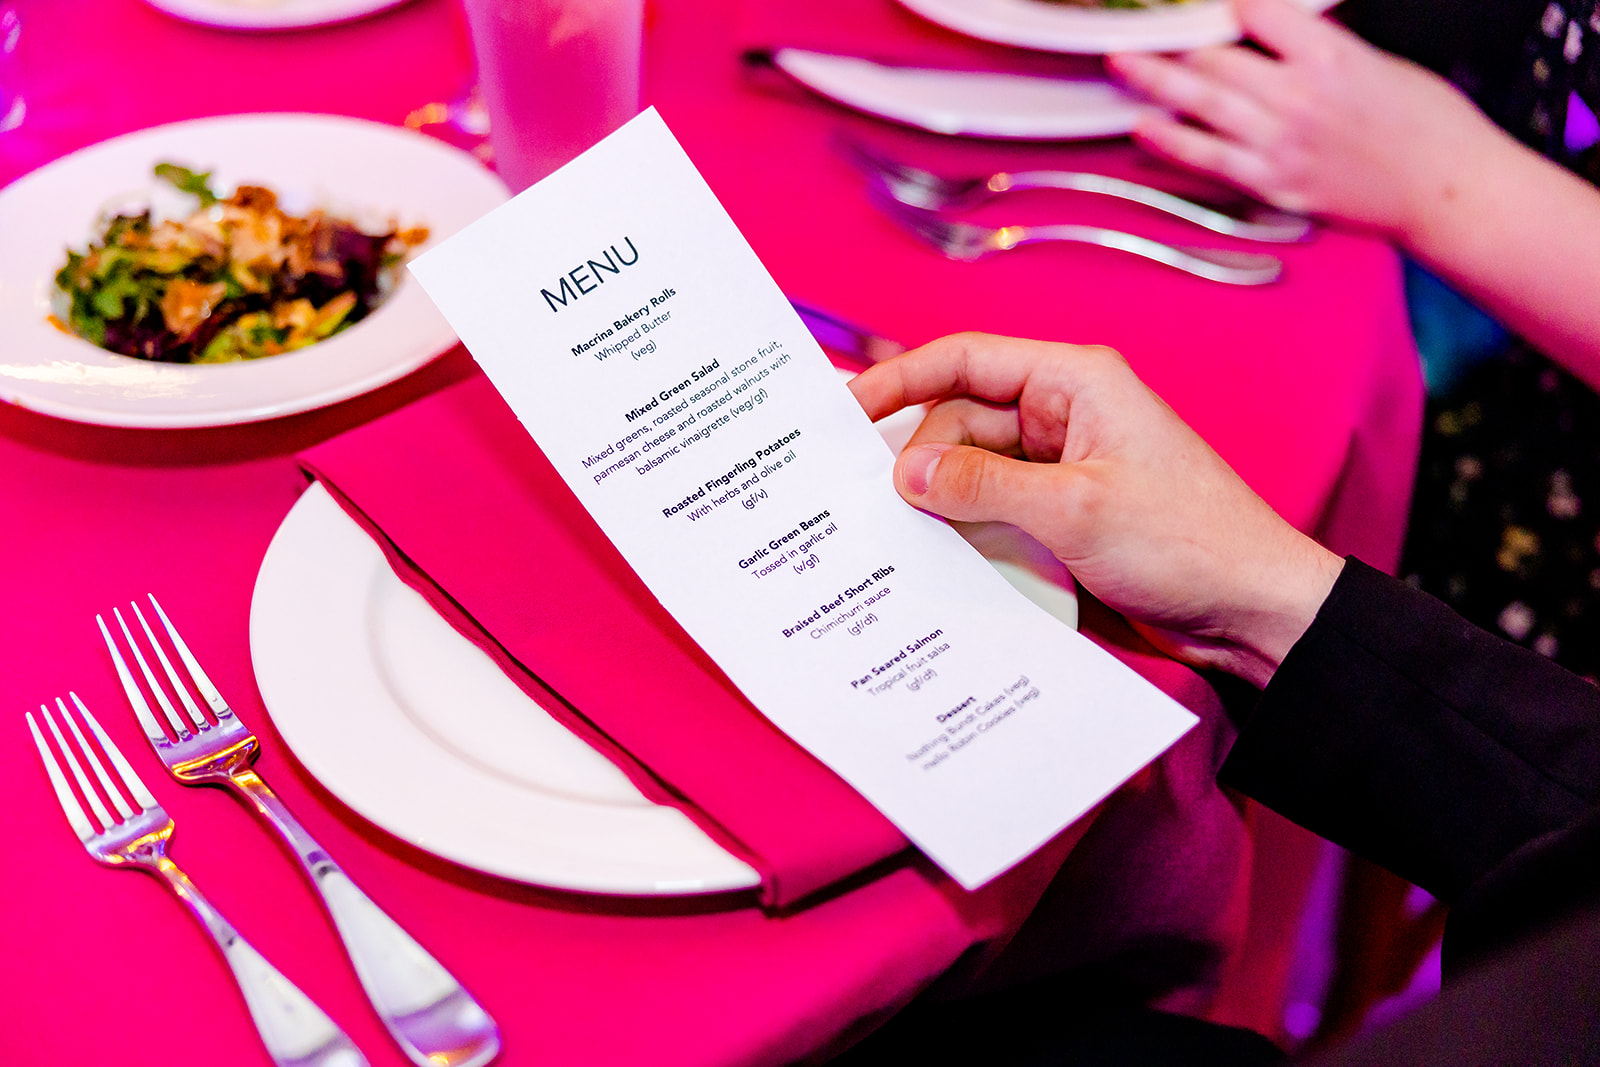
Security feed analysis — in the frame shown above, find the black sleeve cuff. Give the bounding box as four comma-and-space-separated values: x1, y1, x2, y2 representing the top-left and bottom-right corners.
1219, 557, 1600, 902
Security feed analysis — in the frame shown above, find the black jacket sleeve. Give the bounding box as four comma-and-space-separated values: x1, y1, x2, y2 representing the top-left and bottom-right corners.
1219, 558, 1600, 964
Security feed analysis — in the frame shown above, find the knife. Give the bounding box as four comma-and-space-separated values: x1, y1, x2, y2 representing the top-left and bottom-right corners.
790, 297, 907, 367
744, 47, 1144, 141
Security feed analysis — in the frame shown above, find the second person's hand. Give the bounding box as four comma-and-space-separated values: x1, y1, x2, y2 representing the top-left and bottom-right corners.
1106, 0, 1508, 242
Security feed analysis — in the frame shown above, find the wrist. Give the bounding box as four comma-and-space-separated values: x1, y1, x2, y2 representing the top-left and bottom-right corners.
1219, 540, 1344, 688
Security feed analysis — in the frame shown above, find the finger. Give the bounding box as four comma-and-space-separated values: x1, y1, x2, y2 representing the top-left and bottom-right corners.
1231, 0, 1344, 62
1128, 113, 1283, 201
894, 443, 1081, 532
906, 397, 1027, 457
1111, 48, 1281, 146
849, 332, 1037, 422
1106, 50, 1190, 103
1182, 43, 1296, 119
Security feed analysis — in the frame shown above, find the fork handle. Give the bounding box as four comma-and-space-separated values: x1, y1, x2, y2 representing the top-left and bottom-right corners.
1016, 224, 1284, 285
1000, 170, 1313, 244
155, 855, 368, 1067
231, 770, 501, 1067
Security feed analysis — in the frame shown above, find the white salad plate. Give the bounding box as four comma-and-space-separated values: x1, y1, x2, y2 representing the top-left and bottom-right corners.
767, 48, 1144, 139
896, 0, 1337, 55
0, 113, 508, 428
249, 394, 1078, 896
142, 0, 411, 32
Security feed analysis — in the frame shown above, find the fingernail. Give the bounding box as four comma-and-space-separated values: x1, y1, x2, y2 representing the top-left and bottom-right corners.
902, 444, 948, 496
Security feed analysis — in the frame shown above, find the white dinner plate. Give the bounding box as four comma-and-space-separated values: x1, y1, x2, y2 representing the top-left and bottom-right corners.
767, 48, 1143, 139
896, 0, 1338, 54
249, 392, 1077, 896
143, 0, 411, 32
251, 481, 765, 895
0, 114, 508, 428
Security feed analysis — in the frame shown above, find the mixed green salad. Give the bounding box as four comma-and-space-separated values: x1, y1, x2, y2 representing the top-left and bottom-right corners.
53, 163, 428, 364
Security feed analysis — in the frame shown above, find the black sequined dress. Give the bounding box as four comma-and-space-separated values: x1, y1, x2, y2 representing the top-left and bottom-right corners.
1340, 0, 1600, 678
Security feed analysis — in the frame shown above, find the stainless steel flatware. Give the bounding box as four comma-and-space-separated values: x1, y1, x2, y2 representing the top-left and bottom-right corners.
874, 194, 1284, 285
27, 694, 367, 1067
843, 137, 1313, 244
791, 297, 906, 366
100, 596, 501, 1067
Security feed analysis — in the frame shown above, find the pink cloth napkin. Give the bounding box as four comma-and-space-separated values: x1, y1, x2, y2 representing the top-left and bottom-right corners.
301, 371, 909, 906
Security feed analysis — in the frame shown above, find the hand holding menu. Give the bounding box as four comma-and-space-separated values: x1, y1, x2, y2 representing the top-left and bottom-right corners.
409, 109, 1195, 889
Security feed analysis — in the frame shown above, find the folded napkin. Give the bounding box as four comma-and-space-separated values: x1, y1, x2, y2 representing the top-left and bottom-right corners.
301, 372, 909, 907
301, 367, 1244, 910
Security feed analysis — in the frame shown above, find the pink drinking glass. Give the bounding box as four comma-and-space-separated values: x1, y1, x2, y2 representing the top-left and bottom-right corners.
460, 0, 645, 192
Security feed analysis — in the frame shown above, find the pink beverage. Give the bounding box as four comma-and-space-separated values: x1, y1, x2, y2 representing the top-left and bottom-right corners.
461, 0, 644, 192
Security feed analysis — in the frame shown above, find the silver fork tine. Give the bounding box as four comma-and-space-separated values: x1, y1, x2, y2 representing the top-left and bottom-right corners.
146, 593, 230, 720
131, 601, 209, 730
97, 612, 173, 748
70, 691, 158, 812
109, 606, 200, 735
878, 192, 949, 242
102, 595, 502, 1067
840, 134, 1314, 242
838, 134, 923, 187
40, 701, 117, 831
57, 695, 136, 821
873, 193, 981, 261
29, 694, 371, 1067
26, 709, 95, 842
875, 192, 1283, 283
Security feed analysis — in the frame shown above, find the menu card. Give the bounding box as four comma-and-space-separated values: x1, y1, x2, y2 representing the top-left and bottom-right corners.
408, 109, 1195, 889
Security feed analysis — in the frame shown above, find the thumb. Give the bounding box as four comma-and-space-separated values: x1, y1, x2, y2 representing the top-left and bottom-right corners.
894, 443, 1067, 527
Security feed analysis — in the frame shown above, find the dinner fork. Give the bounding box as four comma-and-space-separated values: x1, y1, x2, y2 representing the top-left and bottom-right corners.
842, 137, 1313, 244
874, 194, 1284, 285
100, 596, 501, 1067
27, 695, 366, 1067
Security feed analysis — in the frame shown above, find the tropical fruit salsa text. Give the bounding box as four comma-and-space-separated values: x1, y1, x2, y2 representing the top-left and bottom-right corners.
53, 163, 429, 363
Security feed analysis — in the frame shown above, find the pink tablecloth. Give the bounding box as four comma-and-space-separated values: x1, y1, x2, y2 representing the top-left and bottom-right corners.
0, 0, 1421, 1064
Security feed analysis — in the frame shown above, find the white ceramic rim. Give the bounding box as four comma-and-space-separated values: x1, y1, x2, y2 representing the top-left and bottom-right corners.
895, 0, 1337, 55
141, 0, 412, 32
0, 113, 508, 428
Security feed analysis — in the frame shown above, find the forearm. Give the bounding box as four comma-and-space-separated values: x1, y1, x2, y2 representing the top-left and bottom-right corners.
1107, 0, 1600, 391
1397, 124, 1600, 391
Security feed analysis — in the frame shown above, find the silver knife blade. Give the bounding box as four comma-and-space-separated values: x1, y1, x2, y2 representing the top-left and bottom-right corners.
790, 297, 907, 366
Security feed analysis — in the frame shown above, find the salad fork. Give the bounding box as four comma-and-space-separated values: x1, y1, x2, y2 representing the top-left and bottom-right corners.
100, 596, 501, 1067
27, 695, 366, 1067
874, 194, 1284, 285
842, 137, 1313, 244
